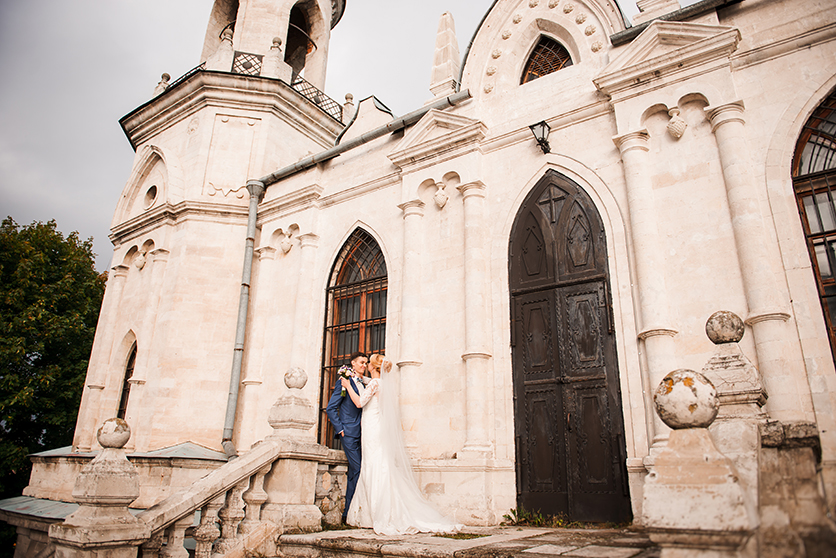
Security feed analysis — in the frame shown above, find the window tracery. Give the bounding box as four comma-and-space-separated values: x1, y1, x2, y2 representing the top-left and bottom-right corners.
521, 36, 573, 84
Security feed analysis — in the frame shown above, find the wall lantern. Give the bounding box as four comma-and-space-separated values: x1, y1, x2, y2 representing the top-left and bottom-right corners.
529, 120, 551, 154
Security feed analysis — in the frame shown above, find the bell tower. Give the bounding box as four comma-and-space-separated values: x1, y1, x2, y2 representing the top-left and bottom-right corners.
200, 0, 345, 89
70, 0, 348, 456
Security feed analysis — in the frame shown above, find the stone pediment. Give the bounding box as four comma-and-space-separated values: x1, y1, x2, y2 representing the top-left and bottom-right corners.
388, 109, 486, 169
594, 20, 740, 98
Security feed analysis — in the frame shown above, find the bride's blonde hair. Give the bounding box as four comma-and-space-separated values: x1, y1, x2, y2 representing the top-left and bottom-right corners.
369, 354, 384, 372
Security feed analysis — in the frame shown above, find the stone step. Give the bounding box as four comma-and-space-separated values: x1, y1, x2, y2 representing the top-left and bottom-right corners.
275, 526, 660, 558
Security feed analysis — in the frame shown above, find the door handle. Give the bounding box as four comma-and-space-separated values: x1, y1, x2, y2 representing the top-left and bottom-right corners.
567, 412, 572, 432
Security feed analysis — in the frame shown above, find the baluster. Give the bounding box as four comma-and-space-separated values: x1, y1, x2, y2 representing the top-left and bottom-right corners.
240, 465, 272, 534
141, 531, 164, 558
159, 515, 193, 558
193, 495, 224, 558
215, 480, 248, 553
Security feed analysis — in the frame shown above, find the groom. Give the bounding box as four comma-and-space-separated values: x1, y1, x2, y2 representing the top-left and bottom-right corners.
325, 351, 368, 523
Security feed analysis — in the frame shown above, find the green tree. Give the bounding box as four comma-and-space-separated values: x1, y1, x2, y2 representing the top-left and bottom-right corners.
0, 217, 105, 547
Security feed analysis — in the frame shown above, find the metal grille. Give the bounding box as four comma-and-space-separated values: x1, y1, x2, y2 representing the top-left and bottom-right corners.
232, 51, 263, 76
794, 170, 836, 359
167, 62, 205, 91
318, 229, 387, 447
521, 36, 573, 84
794, 90, 836, 177
117, 343, 136, 420
291, 76, 344, 122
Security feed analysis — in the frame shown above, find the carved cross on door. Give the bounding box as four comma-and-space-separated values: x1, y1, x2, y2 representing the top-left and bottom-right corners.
537, 185, 567, 223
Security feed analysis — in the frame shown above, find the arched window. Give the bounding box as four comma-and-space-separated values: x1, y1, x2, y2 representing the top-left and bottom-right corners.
318, 229, 387, 447
793, 88, 836, 360
117, 343, 137, 420
521, 36, 573, 84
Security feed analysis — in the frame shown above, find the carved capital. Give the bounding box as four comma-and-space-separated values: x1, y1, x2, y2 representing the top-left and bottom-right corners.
298, 232, 320, 249
637, 327, 678, 340
457, 181, 487, 200
705, 100, 746, 132
744, 310, 790, 326
613, 129, 650, 154
398, 199, 426, 218
111, 264, 130, 278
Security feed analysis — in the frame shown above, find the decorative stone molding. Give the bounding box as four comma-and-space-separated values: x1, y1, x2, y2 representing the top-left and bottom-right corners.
637, 327, 678, 340
666, 107, 687, 139
594, 21, 741, 102
743, 311, 790, 326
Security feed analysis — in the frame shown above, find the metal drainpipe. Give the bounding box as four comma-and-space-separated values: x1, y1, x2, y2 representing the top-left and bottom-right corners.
220, 89, 472, 458
222, 179, 264, 458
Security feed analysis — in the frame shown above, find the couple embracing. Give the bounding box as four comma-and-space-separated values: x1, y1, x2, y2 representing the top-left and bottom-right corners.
325, 352, 459, 535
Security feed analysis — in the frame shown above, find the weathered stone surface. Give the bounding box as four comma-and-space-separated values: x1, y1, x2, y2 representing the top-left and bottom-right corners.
654, 370, 719, 429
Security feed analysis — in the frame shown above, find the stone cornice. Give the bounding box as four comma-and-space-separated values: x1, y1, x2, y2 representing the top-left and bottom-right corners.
109, 200, 249, 245
595, 21, 740, 101
120, 71, 343, 151
257, 184, 324, 223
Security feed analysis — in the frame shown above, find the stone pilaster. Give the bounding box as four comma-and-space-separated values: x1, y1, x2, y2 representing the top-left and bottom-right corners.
706, 102, 811, 424
614, 130, 678, 449
397, 200, 425, 451
458, 182, 492, 456
288, 234, 320, 379
75, 264, 130, 452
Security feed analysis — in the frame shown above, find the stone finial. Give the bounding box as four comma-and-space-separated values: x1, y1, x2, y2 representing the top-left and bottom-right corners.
429, 12, 461, 98
343, 93, 356, 122
268, 369, 315, 439
654, 369, 719, 429
285, 366, 307, 389
262, 37, 284, 79
98, 417, 131, 448
702, 311, 767, 411
706, 310, 744, 343
152, 73, 171, 97
49, 419, 150, 552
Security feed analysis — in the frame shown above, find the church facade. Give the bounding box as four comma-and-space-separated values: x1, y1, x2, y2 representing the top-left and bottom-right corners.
5, 0, 836, 555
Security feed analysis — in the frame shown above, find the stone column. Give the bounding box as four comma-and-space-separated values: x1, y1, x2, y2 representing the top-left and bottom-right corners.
397, 200, 425, 451
614, 130, 678, 448
706, 102, 809, 422
50, 419, 150, 556
458, 182, 492, 456
75, 264, 130, 452
288, 234, 320, 380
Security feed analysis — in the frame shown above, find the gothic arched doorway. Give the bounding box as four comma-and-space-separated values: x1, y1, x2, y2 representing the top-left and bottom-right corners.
509, 170, 631, 522
317, 228, 387, 447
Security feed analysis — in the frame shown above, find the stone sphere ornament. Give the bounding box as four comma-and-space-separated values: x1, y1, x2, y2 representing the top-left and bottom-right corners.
285, 366, 307, 390
97, 418, 132, 448
705, 310, 745, 344
654, 369, 719, 429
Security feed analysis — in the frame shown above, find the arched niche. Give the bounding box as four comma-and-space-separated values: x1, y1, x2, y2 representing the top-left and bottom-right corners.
113, 145, 185, 228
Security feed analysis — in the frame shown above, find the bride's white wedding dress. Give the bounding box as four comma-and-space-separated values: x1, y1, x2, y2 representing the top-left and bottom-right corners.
346, 373, 458, 535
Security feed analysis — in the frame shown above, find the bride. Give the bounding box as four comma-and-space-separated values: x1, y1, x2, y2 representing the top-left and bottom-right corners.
341, 354, 459, 535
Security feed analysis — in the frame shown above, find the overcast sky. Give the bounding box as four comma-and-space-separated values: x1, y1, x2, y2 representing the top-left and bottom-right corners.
0, 0, 676, 271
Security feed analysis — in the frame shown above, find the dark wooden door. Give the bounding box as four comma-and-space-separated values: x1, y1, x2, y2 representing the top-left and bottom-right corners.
509, 170, 631, 523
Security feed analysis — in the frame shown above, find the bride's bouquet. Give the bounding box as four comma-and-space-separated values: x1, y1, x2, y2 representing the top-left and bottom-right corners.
337, 365, 353, 397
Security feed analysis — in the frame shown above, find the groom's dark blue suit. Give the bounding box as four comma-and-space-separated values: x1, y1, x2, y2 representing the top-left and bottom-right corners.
326, 376, 362, 522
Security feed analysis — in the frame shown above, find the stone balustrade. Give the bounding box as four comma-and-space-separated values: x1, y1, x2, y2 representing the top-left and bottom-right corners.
50, 369, 330, 557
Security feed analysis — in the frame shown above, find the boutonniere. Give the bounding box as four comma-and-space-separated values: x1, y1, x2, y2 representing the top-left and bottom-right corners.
337, 365, 352, 397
